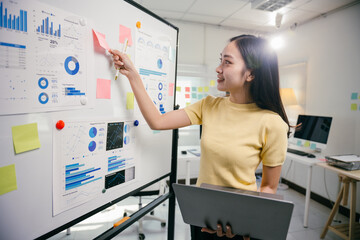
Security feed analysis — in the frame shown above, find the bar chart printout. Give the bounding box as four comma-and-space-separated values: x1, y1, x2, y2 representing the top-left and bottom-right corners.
0, 1, 27, 32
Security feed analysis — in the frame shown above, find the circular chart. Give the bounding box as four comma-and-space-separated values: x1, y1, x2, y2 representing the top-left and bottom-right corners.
38, 92, 49, 104
124, 124, 130, 133
89, 127, 97, 138
64, 56, 80, 75
38, 77, 48, 89
157, 58, 163, 69
88, 141, 96, 152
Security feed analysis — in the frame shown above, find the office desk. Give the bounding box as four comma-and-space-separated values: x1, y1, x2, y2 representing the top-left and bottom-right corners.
177, 146, 200, 185
317, 162, 360, 240
285, 153, 323, 228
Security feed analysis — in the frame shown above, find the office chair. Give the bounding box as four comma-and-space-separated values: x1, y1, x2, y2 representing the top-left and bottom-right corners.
123, 181, 167, 240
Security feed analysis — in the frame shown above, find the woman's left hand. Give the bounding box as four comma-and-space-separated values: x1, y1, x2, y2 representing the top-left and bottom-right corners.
201, 224, 236, 238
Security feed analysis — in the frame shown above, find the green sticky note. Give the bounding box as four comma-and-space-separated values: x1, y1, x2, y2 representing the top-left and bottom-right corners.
126, 92, 134, 110
296, 140, 302, 146
12, 123, 41, 154
0, 164, 17, 196
192, 93, 197, 98
351, 103, 357, 111
304, 141, 310, 147
197, 94, 203, 100
351, 92, 358, 100
192, 87, 197, 92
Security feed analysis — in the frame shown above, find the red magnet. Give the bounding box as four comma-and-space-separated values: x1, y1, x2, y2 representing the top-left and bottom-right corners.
56, 120, 65, 130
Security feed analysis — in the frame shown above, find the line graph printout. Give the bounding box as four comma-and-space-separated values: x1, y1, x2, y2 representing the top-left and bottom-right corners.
0, 0, 90, 115
53, 119, 136, 216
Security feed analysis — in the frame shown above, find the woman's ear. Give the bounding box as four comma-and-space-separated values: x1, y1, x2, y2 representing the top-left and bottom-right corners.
246, 71, 254, 82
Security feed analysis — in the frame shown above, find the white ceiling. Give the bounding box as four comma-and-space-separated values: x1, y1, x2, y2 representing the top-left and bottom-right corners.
132, 0, 359, 33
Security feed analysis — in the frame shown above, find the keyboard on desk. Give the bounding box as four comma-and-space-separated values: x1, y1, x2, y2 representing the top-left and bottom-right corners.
287, 148, 309, 156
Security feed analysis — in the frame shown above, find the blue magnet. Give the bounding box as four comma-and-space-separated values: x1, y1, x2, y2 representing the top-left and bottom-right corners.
134, 120, 139, 126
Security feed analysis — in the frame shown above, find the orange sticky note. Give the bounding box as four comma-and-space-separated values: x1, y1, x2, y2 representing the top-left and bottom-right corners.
168, 83, 174, 96
96, 78, 111, 99
92, 29, 110, 50
119, 25, 133, 46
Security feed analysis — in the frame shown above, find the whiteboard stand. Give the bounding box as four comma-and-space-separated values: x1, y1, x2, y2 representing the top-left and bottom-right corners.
94, 107, 180, 240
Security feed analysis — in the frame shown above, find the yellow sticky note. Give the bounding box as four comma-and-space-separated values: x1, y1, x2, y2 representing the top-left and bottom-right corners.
12, 123, 41, 154
304, 141, 310, 147
351, 103, 357, 111
198, 87, 203, 92
176, 86, 181, 92
126, 92, 134, 110
186, 102, 191, 106
0, 164, 17, 196
204, 86, 209, 92
210, 80, 215, 86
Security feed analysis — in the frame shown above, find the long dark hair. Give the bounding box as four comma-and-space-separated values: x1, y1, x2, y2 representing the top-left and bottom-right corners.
230, 34, 290, 136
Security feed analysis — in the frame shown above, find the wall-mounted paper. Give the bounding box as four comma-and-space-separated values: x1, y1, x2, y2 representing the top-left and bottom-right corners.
210, 80, 216, 87
351, 103, 357, 111
119, 25, 133, 46
192, 93, 197, 98
0, 164, 17, 196
185, 87, 190, 92
12, 123, 41, 154
126, 92, 134, 110
351, 92, 358, 100
168, 83, 174, 96
198, 87, 203, 92
204, 86, 209, 92
192, 87, 197, 92
96, 78, 111, 99
92, 29, 110, 50
176, 86, 181, 92
185, 94, 190, 99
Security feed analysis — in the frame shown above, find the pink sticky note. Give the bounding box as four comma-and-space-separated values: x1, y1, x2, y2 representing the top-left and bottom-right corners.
96, 78, 111, 99
93, 29, 110, 50
185, 94, 190, 99
119, 25, 133, 46
185, 87, 190, 92
168, 83, 174, 97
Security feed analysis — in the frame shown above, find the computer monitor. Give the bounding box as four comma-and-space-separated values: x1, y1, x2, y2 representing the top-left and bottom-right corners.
290, 114, 333, 151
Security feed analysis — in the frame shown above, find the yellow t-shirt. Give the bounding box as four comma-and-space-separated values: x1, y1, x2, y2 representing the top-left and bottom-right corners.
184, 96, 288, 191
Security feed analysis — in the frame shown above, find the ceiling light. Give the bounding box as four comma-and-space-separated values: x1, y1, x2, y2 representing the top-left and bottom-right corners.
270, 36, 284, 50
252, 0, 294, 12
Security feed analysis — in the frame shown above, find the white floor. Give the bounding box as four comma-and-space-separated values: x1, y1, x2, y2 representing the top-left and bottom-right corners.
49, 187, 349, 240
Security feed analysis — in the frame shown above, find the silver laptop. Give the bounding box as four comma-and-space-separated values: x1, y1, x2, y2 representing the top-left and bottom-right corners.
173, 183, 294, 240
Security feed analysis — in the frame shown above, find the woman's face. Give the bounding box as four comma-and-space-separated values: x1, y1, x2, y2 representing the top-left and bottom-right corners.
216, 41, 252, 93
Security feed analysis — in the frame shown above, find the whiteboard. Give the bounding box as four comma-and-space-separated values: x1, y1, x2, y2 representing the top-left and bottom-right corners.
0, 0, 178, 239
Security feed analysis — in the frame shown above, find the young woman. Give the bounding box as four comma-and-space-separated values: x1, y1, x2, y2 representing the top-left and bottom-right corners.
109, 34, 290, 240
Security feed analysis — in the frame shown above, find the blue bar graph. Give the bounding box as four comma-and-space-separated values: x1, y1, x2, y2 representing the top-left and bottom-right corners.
108, 156, 126, 172
65, 163, 101, 191
139, 68, 167, 77
0, 2, 27, 32
65, 87, 85, 96
36, 15, 61, 38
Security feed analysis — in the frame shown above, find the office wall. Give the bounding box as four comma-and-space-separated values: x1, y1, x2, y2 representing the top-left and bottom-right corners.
169, 3, 360, 212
